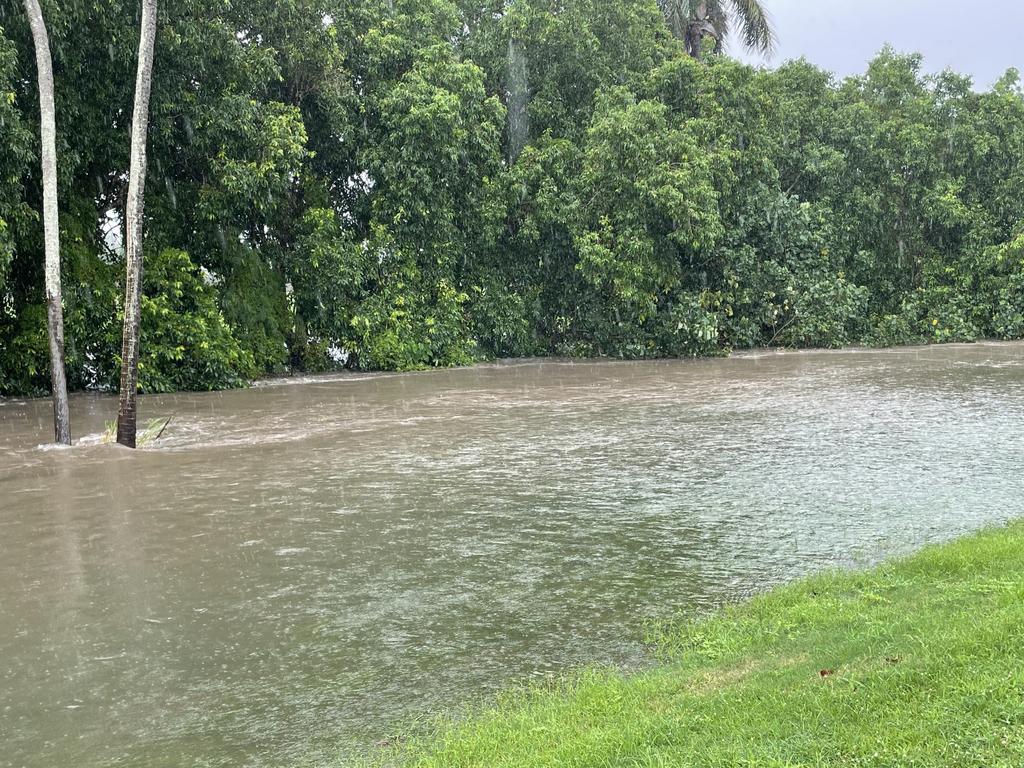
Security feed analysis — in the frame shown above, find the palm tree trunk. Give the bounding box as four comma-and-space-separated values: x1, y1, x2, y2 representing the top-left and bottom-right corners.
23, 0, 71, 445
685, 26, 701, 58
116, 0, 158, 449
687, 1, 709, 59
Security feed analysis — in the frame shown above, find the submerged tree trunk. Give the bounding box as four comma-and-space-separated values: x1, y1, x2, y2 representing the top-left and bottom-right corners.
506, 36, 529, 163
116, 0, 158, 449
23, 0, 71, 445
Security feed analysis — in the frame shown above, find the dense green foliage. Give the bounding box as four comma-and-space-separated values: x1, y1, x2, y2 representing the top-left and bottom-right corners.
1, 0, 1023, 394
366, 522, 1024, 767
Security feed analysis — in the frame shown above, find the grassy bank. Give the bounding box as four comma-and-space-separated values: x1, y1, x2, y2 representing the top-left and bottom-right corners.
369, 523, 1024, 767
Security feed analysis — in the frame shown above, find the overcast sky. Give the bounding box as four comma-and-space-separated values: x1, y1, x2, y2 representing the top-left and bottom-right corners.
732, 0, 1023, 88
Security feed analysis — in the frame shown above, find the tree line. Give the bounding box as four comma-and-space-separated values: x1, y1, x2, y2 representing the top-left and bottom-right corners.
1, 0, 1023, 442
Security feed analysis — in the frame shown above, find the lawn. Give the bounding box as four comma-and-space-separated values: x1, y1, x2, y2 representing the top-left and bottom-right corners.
367, 522, 1024, 767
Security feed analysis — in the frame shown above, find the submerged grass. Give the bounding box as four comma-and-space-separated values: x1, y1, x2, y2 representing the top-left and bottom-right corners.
365, 522, 1024, 767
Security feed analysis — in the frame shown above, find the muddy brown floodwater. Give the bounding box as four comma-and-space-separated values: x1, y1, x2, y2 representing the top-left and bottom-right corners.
2, 344, 1023, 766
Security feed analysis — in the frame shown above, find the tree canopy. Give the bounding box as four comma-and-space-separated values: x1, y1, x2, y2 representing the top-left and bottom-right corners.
1, 0, 1022, 396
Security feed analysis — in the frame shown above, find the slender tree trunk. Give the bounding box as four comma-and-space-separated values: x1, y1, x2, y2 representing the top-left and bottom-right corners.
116, 0, 158, 449
506, 36, 529, 163
23, 0, 71, 445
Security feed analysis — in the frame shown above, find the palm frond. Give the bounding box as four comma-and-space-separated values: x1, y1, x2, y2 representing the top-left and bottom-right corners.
657, 0, 699, 40
728, 0, 776, 54
705, 0, 730, 50
658, 0, 775, 57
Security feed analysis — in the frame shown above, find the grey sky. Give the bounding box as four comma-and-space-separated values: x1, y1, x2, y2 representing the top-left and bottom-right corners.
732, 0, 1023, 88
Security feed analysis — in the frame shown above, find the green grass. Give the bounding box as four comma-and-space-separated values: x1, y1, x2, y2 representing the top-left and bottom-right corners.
366, 523, 1024, 767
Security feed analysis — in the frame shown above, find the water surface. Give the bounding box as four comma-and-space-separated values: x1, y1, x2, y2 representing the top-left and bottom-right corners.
2, 344, 1023, 766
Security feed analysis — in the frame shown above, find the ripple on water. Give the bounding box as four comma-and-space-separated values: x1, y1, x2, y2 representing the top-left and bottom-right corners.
1, 344, 1023, 768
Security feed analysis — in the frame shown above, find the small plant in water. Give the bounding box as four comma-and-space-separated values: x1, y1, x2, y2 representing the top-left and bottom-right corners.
102, 417, 172, 447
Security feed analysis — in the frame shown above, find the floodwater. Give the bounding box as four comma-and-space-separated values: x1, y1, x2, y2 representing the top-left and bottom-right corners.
2, 343, 1023, 767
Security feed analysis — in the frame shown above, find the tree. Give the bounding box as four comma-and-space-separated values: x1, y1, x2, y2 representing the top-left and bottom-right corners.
658, 0, 774, 59
116, 0, 158, 449
571, 87, 723, 355
22, 0, 71, 445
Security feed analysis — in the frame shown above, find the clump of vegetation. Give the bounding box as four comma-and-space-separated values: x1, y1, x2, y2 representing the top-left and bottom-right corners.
367, 522, 1024, 767
101, 417, 171, 447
